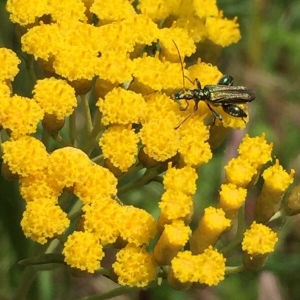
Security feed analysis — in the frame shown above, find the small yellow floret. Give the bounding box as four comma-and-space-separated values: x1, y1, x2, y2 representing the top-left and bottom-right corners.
190, 207, 230, 254
238, 133, 273, 166
63, 231, 104, 273
74, 164, 117, 204
158, 27, 196, 61
0, 95, 44, 139
242, 222, 278, 255
188, 61, 222, 87
21, 23, 61, 60
96, 52, 135, 84
143, 92, 179, 124
97, 88, 146, 125
6, 0, 48, 25
205, 12, 241, 47
21, 198, 70, 244
99, 125, 139, 172
19, 169, 62, 202
47, 147, 91, 190
154, 220, 191, 265
0, 48, 21, 80
2, 136, 49, 177
83, 198, 121, 245
113, 244, 158, 287
137, 0, 171, 21
193, 0, 219, 18
133, 54, 167, 91
159, 189, 194, 221
218, 183, 247, 219
91, 0, 136, 22
48, 0, 86, 23
196, 246, 226, 286
178, 118, 212, 167
139, 119, 180, 162
262, 159, 295, 193
163, 165, 198, 195
33, 78, 77, 120
170, 251, 199, 283
224, 157, 258, 188
118, 206, 157, 246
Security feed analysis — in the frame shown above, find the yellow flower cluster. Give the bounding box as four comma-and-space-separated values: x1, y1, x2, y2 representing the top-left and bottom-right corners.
1, 0, 296, 293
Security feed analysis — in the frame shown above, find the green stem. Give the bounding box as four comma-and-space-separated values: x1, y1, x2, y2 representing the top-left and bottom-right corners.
118, 166, 162, 195
220, 206, 245, 255
118, 162, 144, 179
69, 111, 77, 146
81, 94, 93, 134
225, 265, 244, 274
84, 110, 104, 155
52, 134, 73, 147
41, 128, 50, 151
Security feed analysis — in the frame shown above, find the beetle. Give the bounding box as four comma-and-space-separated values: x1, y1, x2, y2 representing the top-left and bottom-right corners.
170, 41, 256, 128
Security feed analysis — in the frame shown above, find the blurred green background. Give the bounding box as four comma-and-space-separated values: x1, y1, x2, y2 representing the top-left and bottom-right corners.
1, 0, 300, 299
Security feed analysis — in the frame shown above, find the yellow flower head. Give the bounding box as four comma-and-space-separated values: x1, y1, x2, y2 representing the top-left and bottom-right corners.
48, 0, 86, 23
0, 48, 21, 81
188, 61, 222, 87
6, 0, 48, 25
19, 169, 62, 202
83, 198, 122, 245
242, 222, 278, 255
190, 207, 230, 254
142, 92, 179, 124
21, 23, 61, 61
33, 78, 77, 120
133, 54, 168, 92
178, 116, 212, 167
118, 205, 157, 246
218, 183, 247, 219
238, 133, 273, 166
112, 244, 158, 287
205, 12, 241, 47
196, 246, 226, 286
95, 52, 135, 84
193, 0, 219, 18
154, 220, 191, 265
0, 95, 44, 139
139, 119, 180, 162
47, 147, 91, 190
159, 189, 194, 222
2, 136, 49, 177
53, 46, 98, 81
163, 165, 198, 195
74, 163, 117, 204
158, 27, 196, 61
91, 0, 136, 23
224, 156, 258, 188
97, 88, 146, 125
170, 251, 199, 283
137, 0, 171, 21
262, 159, 295, 193
21, 198, 70, 244
63, 231, 105, 273
99, 125, 139, 172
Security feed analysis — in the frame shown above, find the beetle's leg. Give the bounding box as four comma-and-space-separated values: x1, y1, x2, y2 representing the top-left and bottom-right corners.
175, 100, 200, 129
179, 99, 189, 111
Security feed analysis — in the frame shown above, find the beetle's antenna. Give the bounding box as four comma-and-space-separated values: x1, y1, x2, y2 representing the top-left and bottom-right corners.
172, 40, 185, 90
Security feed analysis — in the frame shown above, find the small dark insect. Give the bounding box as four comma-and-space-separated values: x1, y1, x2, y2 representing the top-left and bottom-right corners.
171, 41, 256, 129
